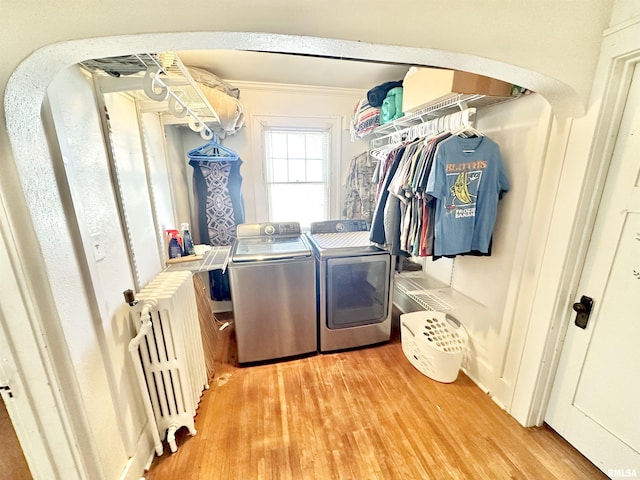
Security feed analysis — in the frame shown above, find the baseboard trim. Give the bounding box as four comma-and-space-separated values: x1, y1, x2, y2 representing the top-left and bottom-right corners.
119, 427, 156, 480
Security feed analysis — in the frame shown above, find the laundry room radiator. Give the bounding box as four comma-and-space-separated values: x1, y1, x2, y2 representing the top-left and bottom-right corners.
124, 270, 208, 455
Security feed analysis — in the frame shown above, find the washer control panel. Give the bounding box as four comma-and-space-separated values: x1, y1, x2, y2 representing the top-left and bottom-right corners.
309, 219, 369, 234
237, 222, 301, 238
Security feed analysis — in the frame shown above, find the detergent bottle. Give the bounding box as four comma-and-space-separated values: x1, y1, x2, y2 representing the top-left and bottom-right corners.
167, 229, 183, 259
181, 223, 195, 256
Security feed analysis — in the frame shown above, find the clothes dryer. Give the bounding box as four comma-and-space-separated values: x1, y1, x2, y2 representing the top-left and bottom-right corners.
307, 220, 392, 352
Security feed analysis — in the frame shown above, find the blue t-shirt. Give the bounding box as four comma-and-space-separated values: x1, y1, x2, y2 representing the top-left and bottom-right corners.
425, 136, 509, 256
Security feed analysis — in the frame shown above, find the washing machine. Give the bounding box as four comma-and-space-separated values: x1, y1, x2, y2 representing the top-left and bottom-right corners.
229, 222, 317, 363
306, 220, 392, 352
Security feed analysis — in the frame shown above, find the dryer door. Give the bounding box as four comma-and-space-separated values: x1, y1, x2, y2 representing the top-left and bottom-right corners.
326, 254, 391, 329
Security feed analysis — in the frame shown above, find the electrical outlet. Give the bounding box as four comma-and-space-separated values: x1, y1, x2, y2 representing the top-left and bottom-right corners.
90, 233, 106, 262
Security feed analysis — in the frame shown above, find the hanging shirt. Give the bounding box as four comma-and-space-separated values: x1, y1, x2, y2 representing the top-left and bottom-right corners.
425, 136, 509, 256
342, 152, 378, 223
370, 147, 405, 246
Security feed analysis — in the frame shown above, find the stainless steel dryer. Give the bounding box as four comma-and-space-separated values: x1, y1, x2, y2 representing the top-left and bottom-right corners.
307, 220, 392, 352
229, 222, 317, 363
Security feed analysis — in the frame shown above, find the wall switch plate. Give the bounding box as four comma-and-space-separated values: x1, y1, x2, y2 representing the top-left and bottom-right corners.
90, 232, 106, 262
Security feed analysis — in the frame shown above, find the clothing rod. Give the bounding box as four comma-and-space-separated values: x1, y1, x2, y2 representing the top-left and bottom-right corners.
369, 107, 477, 150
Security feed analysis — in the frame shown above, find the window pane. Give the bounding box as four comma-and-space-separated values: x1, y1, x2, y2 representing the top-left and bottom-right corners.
306, 160, 324, 182
306, 133, 325, 159
287, 133, 306, 159
269, 183, 327, 228
271, 158, 288, 182
263, 125, 331, 226
270, 133, 288, 158
288, 159, 306, 182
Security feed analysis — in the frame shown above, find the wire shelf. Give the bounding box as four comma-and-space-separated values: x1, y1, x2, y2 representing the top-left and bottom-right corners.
372, 94, 481, 136
368, 92, 518, 149
80, 52, 222, 134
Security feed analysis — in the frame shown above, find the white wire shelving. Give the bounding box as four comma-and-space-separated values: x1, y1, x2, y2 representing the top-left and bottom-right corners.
81, 52, 222, 139
368, 92, 517, 149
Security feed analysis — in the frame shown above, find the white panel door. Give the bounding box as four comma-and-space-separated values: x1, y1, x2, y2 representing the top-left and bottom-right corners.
545, 67, 640, 477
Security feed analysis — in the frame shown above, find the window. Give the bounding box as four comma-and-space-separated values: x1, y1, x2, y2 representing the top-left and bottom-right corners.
262, 127, 331, 228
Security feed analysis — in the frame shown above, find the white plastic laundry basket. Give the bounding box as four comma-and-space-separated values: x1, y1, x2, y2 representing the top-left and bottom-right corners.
400, 311, 468, 383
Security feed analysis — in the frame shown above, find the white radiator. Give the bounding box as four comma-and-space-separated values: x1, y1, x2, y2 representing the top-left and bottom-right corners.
126, 270, 208, 455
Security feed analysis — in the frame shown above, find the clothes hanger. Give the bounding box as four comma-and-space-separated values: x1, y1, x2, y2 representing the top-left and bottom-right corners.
370, 143, 397, 161
462, 125, 484, 138
187, 135, 239, 162
450, 122, 484, 138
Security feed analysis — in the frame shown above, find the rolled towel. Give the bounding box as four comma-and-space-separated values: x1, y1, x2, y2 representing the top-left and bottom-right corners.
381, 87, 404, 124
367, 80, 403, 107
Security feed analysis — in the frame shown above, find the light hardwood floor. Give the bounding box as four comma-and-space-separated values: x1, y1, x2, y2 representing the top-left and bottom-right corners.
145, 313, 606, 480
0, 397, 32, 479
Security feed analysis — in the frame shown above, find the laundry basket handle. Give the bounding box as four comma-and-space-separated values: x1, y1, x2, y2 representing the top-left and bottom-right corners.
445, 314, 462, 329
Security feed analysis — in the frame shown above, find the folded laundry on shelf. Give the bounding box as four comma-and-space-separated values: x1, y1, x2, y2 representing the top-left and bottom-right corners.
367, 80, 403, 107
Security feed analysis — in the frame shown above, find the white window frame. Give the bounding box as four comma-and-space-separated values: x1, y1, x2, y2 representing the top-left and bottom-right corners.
251, 115, 342, 224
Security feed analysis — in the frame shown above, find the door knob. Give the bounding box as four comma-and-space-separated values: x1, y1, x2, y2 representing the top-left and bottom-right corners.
572, 295, 593, 329
572, 302, 587, 313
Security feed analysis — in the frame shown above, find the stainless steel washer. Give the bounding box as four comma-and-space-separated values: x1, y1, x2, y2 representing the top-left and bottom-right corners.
307, 220, 392, 352
229, 222, 317, 363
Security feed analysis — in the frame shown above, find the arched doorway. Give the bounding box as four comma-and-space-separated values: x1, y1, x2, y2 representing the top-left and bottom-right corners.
2, 31, 578, 478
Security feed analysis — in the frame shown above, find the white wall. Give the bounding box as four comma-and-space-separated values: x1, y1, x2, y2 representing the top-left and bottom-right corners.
164, 127, 193, 236
101, 92, 164, 288
45, 67, 145, 479
449, 94, 554, 402
610, 0, 640, 25
46, 67, 161, 478
174, 81, 368, 227
140, 111, 180, 262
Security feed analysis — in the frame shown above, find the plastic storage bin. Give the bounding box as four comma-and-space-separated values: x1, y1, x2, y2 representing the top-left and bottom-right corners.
400, 311, 468, 383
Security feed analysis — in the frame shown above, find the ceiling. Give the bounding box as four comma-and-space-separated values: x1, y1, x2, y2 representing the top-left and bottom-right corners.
177, 49, 411, 90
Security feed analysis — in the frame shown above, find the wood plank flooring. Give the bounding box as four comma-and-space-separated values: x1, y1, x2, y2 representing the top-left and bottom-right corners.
145, 313, 605, 480
0, 397, 32, 480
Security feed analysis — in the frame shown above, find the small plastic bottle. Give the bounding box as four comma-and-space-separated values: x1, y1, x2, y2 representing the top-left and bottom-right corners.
181, 223, 195, 256
167, 230, 183, 259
